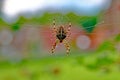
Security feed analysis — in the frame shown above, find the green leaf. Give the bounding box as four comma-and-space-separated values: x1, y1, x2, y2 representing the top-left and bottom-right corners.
79, 16, 98, 33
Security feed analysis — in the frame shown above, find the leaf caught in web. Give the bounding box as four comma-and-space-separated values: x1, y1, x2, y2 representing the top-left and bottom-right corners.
79, 16, 98, 33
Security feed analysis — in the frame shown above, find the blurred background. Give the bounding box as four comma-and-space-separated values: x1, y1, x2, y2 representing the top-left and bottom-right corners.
0, 0, 120, 80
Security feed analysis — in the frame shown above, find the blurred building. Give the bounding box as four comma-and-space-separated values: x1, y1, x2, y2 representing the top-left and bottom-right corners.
112, 0, 120, 32
104, 0, 120, 35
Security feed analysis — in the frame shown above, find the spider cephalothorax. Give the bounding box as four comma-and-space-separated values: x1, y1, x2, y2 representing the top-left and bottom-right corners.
56, 26, 67, 43
51, 19, 71, 55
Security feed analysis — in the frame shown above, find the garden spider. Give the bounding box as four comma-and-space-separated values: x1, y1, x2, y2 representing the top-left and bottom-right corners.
51, 19, 71, 55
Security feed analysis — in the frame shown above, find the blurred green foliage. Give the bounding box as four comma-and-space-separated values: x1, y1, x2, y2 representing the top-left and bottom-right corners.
0, 51, 120, 80
11, 23, 21, 31
0, 12, 101, 33
115, 34, 120, 42
0, 18, 8, 30
97, 41, 116, 52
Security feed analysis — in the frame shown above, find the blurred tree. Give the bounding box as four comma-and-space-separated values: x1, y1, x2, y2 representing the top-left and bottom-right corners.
0, 0, 4, 18
11, 16, 27, 31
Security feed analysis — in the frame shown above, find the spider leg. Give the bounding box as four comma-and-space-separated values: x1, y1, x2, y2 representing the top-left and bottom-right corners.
51, 39, 59, 54
67, 22, 71, 33
63, 40, 70, 55
53, 19, 57, 33
67, 32, 71, 39
51, 19, 58, 38
66, 22, 71, 39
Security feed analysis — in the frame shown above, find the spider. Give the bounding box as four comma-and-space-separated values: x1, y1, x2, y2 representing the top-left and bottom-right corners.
51, 19, 71, 55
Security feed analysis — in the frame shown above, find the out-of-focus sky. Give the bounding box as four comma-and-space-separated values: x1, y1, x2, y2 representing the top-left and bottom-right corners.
2, 0, 112, 17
